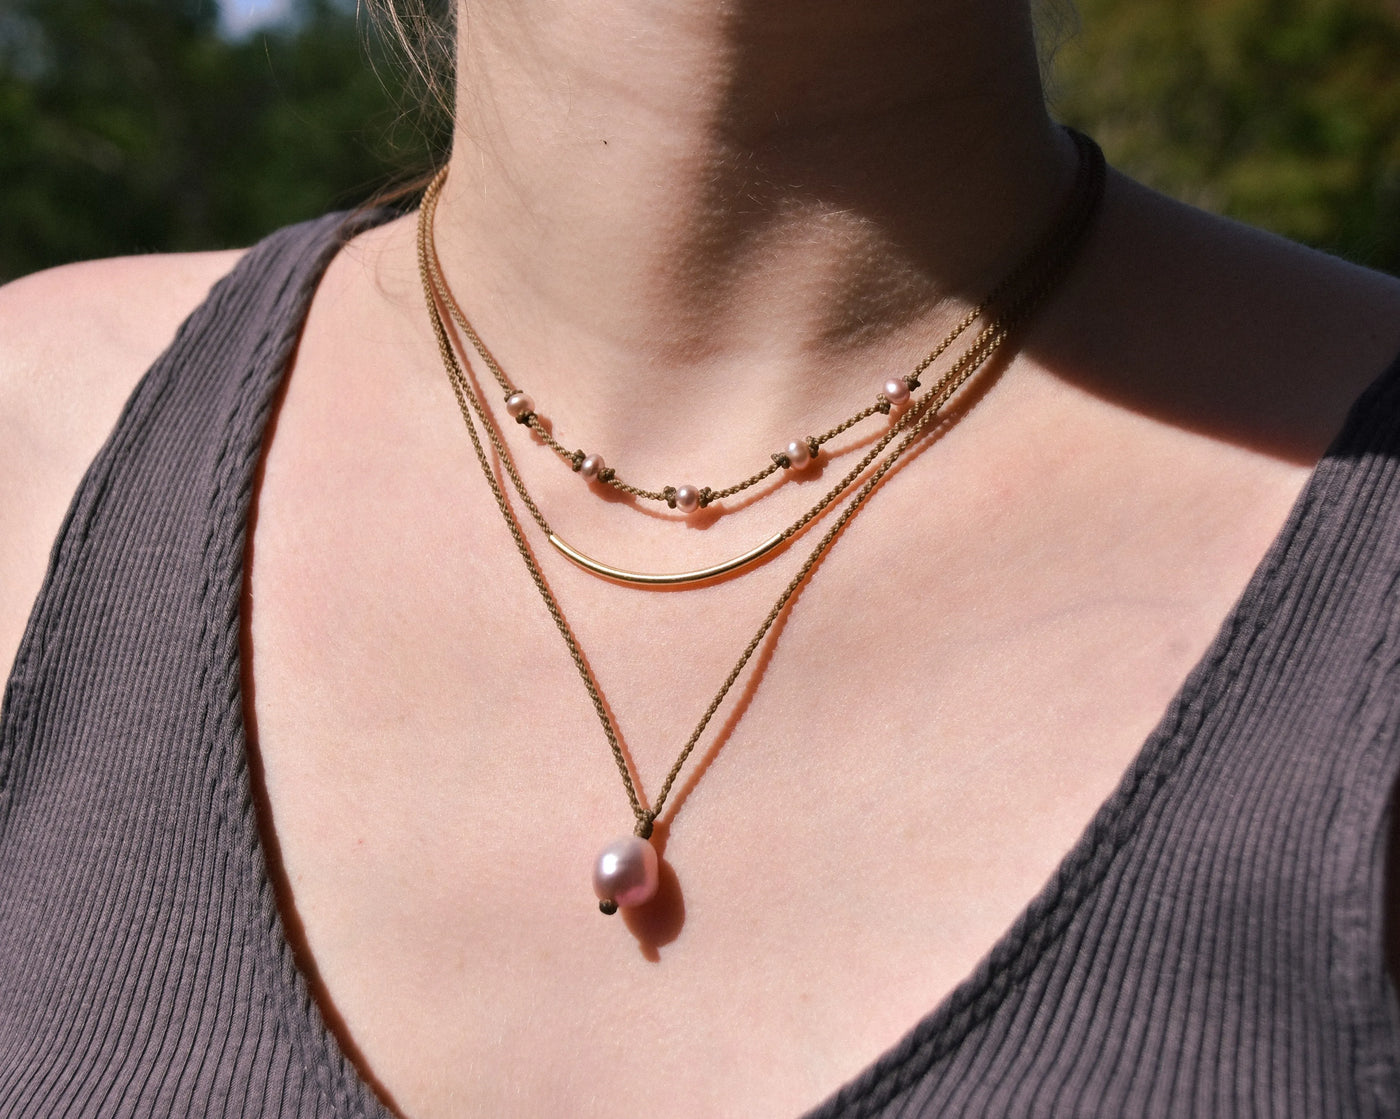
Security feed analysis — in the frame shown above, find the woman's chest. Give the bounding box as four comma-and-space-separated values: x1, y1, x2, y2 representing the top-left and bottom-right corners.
241, 367, 1315, 1118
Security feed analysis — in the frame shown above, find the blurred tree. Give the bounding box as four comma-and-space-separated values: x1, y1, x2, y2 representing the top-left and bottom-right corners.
1, 0, 1396, 280
1052, 0, 1400, 275
0, 0, 443, 281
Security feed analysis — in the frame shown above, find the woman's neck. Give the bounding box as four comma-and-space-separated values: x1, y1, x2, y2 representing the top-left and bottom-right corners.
430, 0, 1072, 468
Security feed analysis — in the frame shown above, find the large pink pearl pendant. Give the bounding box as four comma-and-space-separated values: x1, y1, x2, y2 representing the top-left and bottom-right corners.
593, 836, 659, 915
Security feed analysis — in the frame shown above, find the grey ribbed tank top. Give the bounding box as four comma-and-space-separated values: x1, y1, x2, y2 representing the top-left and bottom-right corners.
2, 212, 1400, 1118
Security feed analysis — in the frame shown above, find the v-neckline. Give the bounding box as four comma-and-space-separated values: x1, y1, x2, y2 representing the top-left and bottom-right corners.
797, 352, 1400, 1116
217, 214, 1400, 1119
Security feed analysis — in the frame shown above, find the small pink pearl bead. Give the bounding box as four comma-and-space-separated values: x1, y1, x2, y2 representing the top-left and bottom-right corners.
883, 378, 911, 406
505, 392, 535, 419
674, 485, 701, 513
593, 836, 659, 909
785, 440, 812, 469
580, 453, 605, 480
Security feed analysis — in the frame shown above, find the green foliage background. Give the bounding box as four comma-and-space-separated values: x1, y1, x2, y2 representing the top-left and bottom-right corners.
0, 0, 446, 282
1052, 0, 1400, 276
1, 0, 1397, 283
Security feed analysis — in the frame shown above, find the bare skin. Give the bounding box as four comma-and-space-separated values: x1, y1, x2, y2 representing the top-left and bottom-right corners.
3, 1, 1400, 1116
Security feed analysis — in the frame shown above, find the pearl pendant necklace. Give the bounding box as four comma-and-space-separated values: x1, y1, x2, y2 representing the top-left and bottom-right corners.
592, 835, 660, 915
415, 132, 1107, 917
591, 813, 660, 915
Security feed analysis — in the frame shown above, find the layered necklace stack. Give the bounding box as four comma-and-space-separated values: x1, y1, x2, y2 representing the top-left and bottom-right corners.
416, 129, 1106, 915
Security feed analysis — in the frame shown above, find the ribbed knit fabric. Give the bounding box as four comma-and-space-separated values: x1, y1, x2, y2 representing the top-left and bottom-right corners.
1, 212, 1398, 1119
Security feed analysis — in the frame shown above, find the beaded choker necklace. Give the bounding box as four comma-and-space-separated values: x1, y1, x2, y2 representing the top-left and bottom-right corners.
420, 136, 1106, 588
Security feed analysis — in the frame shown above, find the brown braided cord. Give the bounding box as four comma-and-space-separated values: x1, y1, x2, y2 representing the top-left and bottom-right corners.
427, 128, 1104, 510
415, 132, 1105, 836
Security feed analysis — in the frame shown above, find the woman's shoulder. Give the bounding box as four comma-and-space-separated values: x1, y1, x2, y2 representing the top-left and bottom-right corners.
1050, 172, 1400, 467
0, 250, 248, 442
1117, 174, 1400, 356
0, 248, 245, 689
0, 249, 247, 403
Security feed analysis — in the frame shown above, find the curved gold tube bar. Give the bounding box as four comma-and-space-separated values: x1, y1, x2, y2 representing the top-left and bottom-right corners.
547, 530, 788, 587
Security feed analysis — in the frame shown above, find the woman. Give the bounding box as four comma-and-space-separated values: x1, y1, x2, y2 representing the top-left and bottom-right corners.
1, 0, 1398, 1115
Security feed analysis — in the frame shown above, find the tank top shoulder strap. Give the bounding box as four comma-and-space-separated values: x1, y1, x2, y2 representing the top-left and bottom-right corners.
0, 209, 397, 1119
1, 209, 389, 773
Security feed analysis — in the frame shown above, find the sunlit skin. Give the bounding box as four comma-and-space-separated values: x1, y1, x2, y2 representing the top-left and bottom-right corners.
2, 1, 1400, 1116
